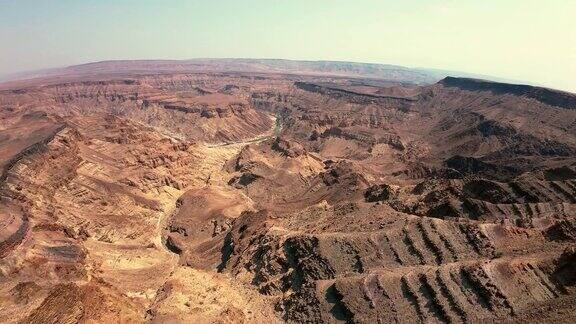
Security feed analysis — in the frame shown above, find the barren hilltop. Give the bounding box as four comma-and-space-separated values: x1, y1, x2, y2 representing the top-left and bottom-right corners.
0, 59, 575, 323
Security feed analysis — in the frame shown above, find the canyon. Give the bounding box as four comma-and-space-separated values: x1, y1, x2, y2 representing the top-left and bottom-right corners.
0, 60, 574, 323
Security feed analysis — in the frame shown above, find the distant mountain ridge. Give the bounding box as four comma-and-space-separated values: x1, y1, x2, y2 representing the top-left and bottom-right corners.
0, 58, 523, 87
0, 58, 436, 84
1, 58, 573, 96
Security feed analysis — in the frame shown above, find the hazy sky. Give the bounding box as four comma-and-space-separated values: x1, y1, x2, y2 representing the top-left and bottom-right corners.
1, 0, 575, 91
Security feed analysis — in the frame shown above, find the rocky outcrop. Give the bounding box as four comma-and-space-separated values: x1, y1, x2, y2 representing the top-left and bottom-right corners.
364, 183, 393, 202
271, 137, 305, 157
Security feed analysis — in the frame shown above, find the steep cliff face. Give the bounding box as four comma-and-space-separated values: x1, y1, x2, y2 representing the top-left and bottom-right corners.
0, 74, 274, 143
440, 77, 576, 109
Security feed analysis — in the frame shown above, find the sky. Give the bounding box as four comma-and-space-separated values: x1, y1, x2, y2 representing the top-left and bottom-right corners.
1, 0, 575, 92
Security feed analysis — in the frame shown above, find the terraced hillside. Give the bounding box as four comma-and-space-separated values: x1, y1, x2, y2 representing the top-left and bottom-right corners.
0, 62, 574, 323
